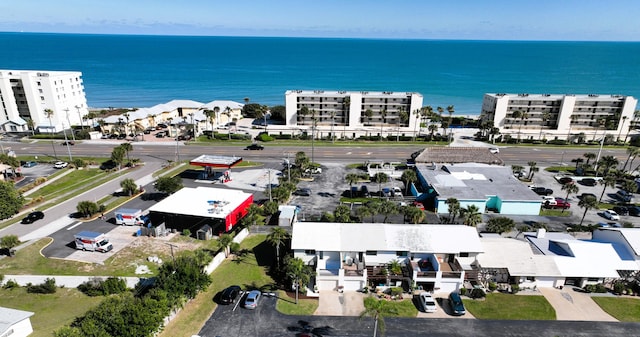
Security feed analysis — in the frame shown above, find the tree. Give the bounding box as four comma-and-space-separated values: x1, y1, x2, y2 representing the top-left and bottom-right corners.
267, 227, 290, 267
44, 108, 58, 159
154, 176, 183, 194
578, 195, 598, 226
242, 203, 262, 228
120, 178, 138, 196
485, 217, 516, 234
110, 145, 126, 170
0, 234, 20, 249
539, 111, 551, 140
560, 183, 579, 213
379, 109, 387, 139
365, 200, 381, 222
372, 172, 389, 198
77, 200, 99, 218
597, 155, 619, 177
334, 204, 352, 223
460, 204, 482, 227
511, 110, 522, 135
218, 234, 233, 257
527, 161, 539, 180
223, 106, 232, 139
622, 147, 640, 172
378, 200, 398, 223
400, 169, 417, 194
517, 111, 529, 142
345, 173, 360, 198
511, 165, 524, 177
445, 197, 460, 224
599, 175, 616, 202
0, 181, 24, 220
360, 296, 398, 337
356, 206, 372, 223
284, 256, 313, 304
262, 200, 279, 216
621, 179, 637, 196
583, 152, 597, 167
403, 206, 424, 224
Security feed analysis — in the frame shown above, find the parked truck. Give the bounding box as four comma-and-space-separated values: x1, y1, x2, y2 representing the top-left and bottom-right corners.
74, 231, 113, 253
114, 208, 147, 226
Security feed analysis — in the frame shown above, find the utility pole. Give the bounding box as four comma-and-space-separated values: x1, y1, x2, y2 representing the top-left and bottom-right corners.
268, 169, 272, 202
62, 124, 73, 162
64, 108, 76, 142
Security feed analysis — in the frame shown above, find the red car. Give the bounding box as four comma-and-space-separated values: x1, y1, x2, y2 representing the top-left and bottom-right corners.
413, 202, 425, 210
553, 198, 571, 209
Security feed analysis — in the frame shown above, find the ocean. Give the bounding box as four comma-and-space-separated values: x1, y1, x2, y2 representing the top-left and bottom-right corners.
2, 32, 640, 115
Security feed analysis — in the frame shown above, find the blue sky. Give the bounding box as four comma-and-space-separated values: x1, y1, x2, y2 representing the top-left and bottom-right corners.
2, 0, 639, 41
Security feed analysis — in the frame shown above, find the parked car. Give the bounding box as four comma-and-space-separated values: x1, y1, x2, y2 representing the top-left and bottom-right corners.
156, 123, 168, 129
612, 206, 629, 216
542, 196, 557, 206
603, 209, 621, 221
117, 133, 127, 139
22, 161, 37, 168
21, 211, 44, 224
245, 143, 264, 150
629, 206, 640, 216
557, 176, 573, 185
244, 290, 261, 309
489, 147, 499, 154
53, 161, 68, 169
615, 190, 633, 203
413, 201, 425, 210
448, 292, 466, 316
392, 187, 403, 197
219, 285, 242, 305
553, 198, 571, 209
531, 187, 553, 196
293, 188, 311, 196
579, 193, 597, 200
381, 187, 392, 198
580, 178, 598, 186
418, 292, 437, 313
360, 185, 370, 198
155, 131, 166, 138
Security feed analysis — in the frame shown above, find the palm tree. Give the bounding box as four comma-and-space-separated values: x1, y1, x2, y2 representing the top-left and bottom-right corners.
364, 108, 373, 126
560, 183, 579, 213
342, 96, 350, 139
365, 200, 381, 223
218, 234, 233, 258
511, 165, 524, 178
397, 107, 408, 142
578, 195, 598, 226
618, 115, 628, 142
412, 110, 421, 141
345, 173, 360, 198
511, 110, 522, 135
583, 152, 596, 167
445, 197, 460, 224
119, 142, 133, 163
379, 109, 387, 140
357, 206, 373, 223
223, 107, 232, 140
621, 147, 640, 172
44, 108, 58, 159
400, 169, 417, 194
427, 124, 438, 138
242, 203, 262, 228
446, 105, 455, 141
517, 111, 529, 142
203, 109, 215, 133
597, 155, 619, 177
527, 161, 539, 180
360, 296, 398, 337
284, 256, 312, 304
567, 114, 578, 142
539, 111, 551, 140
378, 200, 398, 223
461, 204, 482, 227
372, 172, 389, 198
403, 206, 424, 224
330, 110, 336, 143
599, 175, 616, 202
267, 227, 290, 267
593, 118, 606, 141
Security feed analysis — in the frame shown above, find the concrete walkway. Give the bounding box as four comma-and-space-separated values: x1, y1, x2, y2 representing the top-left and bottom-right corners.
314, 291, 366, 316
539, 287, 617, 321
1, 274, 141, 288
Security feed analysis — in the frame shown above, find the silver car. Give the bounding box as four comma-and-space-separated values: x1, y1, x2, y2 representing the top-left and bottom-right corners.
418, 292, 437, 313
244, 290, 261, 309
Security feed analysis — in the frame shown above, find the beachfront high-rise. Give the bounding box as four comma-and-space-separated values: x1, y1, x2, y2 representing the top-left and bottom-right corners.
0, 70, 89, 133
481, 93, 638, 142
284, 90, 423, 134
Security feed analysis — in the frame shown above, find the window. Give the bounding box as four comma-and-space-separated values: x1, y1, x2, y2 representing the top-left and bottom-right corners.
459, 252, 469, 257
396, 251, 408, 257
319, 251, 323, 260
304, 249, 316, 255
37, 81, 41, 86
40, 96, 45, 101
526, 276, 535, 281
365, 250, 377, 256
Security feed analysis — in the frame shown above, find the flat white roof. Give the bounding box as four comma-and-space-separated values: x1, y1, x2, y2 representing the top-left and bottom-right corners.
291, 222, 483, 254
0, 307, 33, 333
477, 236, 560, 277
148, 187, 252, 219
603, 228, 640, 256
190, 154, 243, 167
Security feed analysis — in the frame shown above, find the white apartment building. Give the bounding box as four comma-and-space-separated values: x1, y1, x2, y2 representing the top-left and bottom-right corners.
284, 90, 423, 136
480, 93, 638, 142
0, 69, 89, 133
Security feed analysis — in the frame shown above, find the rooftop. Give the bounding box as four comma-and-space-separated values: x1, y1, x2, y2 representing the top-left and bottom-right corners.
0, 307, 34, 333
417, 163, 540, 202
477, 235, 560, 277
414, 147, 503, 165
148, 187, 252, 219
291, 222, 483, 254
190, 155, 243, 168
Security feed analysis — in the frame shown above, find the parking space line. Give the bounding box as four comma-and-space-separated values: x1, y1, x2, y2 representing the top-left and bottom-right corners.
66, 222, 82, 230
233, 291, 244, 311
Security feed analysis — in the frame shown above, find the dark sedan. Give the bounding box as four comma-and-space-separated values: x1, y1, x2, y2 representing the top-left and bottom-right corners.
580, 178, 598, 186
531, 187, 553, 196
245, 143, 264, 150
219, 285, 242, 305
557, 176, 573, 185
613, 206, 629, 216
21, 211, 44, 224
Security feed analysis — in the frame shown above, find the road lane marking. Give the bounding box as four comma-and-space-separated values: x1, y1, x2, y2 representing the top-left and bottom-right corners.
66, 222, 82, 230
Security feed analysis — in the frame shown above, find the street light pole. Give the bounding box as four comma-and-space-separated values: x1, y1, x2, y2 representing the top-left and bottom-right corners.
594, 136, 605, 177
64, 108, 76, 142
62, 123, 73, 162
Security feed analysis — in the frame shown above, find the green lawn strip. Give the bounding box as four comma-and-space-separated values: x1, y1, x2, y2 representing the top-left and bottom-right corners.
0, 287, 104, 337
0, 238, 166, 276
275, 290, 319, 315
463, 293, 555, 320
160, 234, 273, 337
539, 209, 572, 217
380, 298, 419, 317
27, 168, 108, 199
592, 297, 640, 322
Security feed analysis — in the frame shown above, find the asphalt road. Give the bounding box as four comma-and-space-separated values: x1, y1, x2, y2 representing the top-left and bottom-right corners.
199, 292, 640, 337
1, 139, 630, 167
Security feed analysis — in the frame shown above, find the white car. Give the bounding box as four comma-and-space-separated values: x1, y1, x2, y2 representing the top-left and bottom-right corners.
392, 187, 403, 197
603, 210, 620, 221
542, 196, 557, 206
53, 161, 68, 169
489, 147, 499, 154
418, 292, 437, 313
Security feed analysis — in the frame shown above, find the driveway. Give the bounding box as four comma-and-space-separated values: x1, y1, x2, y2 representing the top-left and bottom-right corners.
314, 291, 365, 316
539, 287, 617, 321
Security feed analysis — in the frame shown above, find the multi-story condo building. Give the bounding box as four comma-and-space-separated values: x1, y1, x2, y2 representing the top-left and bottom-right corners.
0, 70, 89, 133
284, 90, 423, 135
480, 93, 638, 141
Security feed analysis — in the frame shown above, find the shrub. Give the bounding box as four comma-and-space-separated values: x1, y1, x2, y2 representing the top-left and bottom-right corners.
459, 287, 467, 296
3, 279, 19, 289
613, 282, 626, 295
229, 242, 241, 255
510, 284, 519, 294
469, 288, 486, 299
73, 158, 87, 168
27, 278, 57, 294
255, 132, 274, 142
488, 282, 497, 292
389, 287, 403, 297
182, 229, 191, 237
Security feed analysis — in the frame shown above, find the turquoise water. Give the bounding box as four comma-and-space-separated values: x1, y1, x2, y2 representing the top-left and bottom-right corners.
2, 32, 639, 114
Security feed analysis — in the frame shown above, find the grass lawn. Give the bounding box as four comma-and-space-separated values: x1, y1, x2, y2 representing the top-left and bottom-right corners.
592, 297, 640, 322
384, 298, 419, 317
539, 209, 572, 217
463, 293, 556, 320
160, 234, 276, 337
0, 287, 104, 337
276, 290, 318, 315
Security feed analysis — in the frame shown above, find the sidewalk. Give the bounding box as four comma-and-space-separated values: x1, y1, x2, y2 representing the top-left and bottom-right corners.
538, 287, 617, 321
